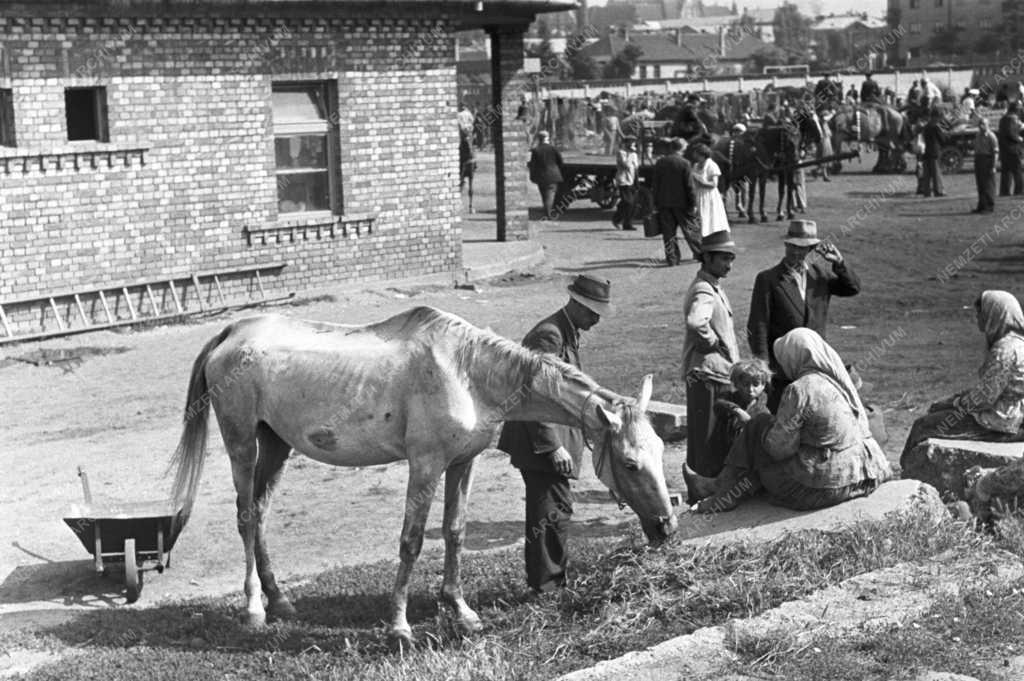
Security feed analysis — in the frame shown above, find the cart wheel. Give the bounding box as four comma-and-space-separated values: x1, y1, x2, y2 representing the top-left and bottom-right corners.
941, 147, 963, 174
124, 538, 143, 604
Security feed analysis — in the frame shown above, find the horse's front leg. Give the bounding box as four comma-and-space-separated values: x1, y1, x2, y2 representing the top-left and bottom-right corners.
391, 456, 442, 645
440, 456, 482, 634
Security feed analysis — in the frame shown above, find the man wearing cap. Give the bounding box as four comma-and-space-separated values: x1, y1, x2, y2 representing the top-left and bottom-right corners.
998, 101, 1023, 197
498, 274, 611, 594
528, 130, 564, 220
683, 231, 740, 479
652, 137, 700, 265
747, 220, 860, 412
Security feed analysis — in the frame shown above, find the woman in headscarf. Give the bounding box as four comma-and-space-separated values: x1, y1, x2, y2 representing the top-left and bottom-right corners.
901, 291, 1024, 460
685, 327, 893, 512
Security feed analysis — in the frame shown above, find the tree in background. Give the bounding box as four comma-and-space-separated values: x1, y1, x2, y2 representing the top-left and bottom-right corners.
773, 3, 811, 64
603, 43, 642, 79
728, 13, 756, 42
566, 40, 599, 80
750, 45, 789, 73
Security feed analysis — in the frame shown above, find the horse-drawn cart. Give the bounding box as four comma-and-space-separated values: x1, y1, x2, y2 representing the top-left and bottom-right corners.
63, 468, 187, 603
556, 153, 655, 213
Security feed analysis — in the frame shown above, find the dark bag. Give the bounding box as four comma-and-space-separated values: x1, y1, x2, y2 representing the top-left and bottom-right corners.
643, 210, 660, 238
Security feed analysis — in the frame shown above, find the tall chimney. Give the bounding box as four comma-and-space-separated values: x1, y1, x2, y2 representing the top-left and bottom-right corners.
719, 25, 726, 57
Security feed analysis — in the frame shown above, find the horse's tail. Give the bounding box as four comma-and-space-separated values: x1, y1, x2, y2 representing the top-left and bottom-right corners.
169, 323, 235, 519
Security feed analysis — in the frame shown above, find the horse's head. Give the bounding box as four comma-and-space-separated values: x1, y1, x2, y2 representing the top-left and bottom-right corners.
590, 375, 677, 545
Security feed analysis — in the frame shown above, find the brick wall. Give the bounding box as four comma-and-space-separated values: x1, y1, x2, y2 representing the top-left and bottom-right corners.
0, 5, 465, 333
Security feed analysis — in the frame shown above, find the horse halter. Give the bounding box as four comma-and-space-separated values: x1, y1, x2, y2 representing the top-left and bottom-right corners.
581, 388, 628, 510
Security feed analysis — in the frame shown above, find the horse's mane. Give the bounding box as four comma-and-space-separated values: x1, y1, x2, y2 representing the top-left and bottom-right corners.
370, 306, 606, 402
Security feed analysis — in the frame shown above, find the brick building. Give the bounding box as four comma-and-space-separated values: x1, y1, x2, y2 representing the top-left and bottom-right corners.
887, 0, 1001, 61
0, 0, 570, 340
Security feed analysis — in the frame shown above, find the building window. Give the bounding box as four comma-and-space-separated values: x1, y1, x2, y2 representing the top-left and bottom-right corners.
934, 22, 944, 32
65, 87, 108, 142
980, 18, 993, 28
909, 0, 919, 8
0, 89, 14, 147
935, 0, 943, 6
271, 82, 339, 215
910, 22, 922, 33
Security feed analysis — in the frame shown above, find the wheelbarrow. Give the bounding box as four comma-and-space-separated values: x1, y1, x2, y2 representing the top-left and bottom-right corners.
63, 467, 188, 603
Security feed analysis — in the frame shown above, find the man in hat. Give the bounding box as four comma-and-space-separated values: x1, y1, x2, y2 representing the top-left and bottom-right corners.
747, 220, 860, 412
973, 116, 999, 214
860, 73, 881, 105
920, 108, 948, 198
652, 137, 700, 265
498, 274, 611, 594
528, 130, 565, 219
683, 230, 740, 480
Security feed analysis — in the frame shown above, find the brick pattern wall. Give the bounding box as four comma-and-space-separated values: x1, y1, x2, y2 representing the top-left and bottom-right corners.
492, 28, 532, 241
0, 8, 463, 333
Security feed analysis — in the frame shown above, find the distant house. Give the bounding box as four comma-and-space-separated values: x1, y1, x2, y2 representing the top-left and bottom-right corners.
577, 29, 772, 79
809, 14, 890, 70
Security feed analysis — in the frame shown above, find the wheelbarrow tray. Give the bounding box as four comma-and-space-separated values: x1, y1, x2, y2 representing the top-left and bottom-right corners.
63, 500, 187, 558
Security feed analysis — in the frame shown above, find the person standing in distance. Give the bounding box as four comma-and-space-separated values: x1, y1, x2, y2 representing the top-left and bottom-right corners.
528, 131, 564, 220
651, 138, 700, 265
497, 274, 612, 594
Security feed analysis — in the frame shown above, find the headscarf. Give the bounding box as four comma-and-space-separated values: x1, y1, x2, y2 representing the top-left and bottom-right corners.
976, 290, 1024, 348
773, 328, 871, 437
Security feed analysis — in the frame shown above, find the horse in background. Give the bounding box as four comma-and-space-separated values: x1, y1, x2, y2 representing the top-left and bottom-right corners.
830, 104, 909, 173
713, 123, 801, 223
169, 307, 677, 644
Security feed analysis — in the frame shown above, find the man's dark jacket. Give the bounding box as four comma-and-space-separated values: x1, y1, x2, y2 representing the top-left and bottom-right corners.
528, 143, 565, 186
651, 153, 697, 209
998, 112, 1023, 158
922, 120, 948, 160
747, 259, 861, 369
497, 310, 584, 478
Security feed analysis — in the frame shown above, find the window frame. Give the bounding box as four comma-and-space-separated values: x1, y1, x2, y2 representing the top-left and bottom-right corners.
271, 80, 341, 217
0, 89, 15, 147
64, 86, 109, 142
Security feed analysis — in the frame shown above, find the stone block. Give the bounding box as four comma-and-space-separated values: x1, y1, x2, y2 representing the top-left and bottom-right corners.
645, 399, 686, 442
900, 438, 1024, 500
675, 479, 945, 548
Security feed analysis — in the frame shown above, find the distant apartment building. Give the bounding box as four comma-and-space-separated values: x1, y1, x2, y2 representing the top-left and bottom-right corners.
887, 0, 1001, 60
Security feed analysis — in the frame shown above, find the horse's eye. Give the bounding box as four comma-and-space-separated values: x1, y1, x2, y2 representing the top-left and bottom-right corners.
623, 457, 640, 471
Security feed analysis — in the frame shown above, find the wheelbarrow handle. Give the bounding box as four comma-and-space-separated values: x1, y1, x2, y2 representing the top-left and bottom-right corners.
77, 466, 93, 505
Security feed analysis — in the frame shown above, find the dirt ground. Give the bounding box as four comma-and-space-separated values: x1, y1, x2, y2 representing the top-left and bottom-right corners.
2, 150, 1022, 630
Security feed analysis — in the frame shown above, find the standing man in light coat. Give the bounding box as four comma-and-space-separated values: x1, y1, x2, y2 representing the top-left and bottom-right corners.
683, 230, 740, 482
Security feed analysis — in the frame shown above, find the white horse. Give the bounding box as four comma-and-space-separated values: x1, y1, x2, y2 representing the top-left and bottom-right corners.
169, 306, 677, 643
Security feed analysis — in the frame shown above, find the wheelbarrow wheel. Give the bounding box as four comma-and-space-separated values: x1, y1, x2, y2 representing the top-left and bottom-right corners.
124, 538, 143, 603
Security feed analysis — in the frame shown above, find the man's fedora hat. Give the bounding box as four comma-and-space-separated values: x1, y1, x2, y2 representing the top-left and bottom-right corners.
567, 274, 613, 316
700, 230, 737, 255
783, 219, 821, 247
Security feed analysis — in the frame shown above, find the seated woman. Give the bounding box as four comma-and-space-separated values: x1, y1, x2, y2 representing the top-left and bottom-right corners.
685, 328, 893, 513
901, 290, 1024, 460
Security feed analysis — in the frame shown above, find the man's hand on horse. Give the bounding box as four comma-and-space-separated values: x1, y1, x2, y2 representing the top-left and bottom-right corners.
549, 447, 574, 476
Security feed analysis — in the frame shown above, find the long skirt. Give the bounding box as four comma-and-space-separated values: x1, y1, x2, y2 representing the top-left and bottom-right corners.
900, 407, 1024, 463
725, 414, 880, 511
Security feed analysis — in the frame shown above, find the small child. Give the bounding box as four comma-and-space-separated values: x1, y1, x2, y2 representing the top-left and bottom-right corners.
706, 359, 773, 474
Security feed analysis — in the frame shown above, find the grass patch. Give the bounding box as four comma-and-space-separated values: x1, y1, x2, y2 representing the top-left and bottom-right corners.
2, 511, 1003, 681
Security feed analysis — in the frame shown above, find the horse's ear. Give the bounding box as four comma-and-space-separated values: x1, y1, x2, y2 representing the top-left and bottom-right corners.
636, 374, 653, 413
595, 404, 623, 433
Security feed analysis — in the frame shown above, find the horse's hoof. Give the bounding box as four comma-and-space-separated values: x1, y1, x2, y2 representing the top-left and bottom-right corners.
269, 598, 297, 621
389, 626, 415, 650
245, 610, 267, 628
776, 215, 785, 221
459, 610, 484, 634
747, 217, 756, 224
760, 216, 768, 223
